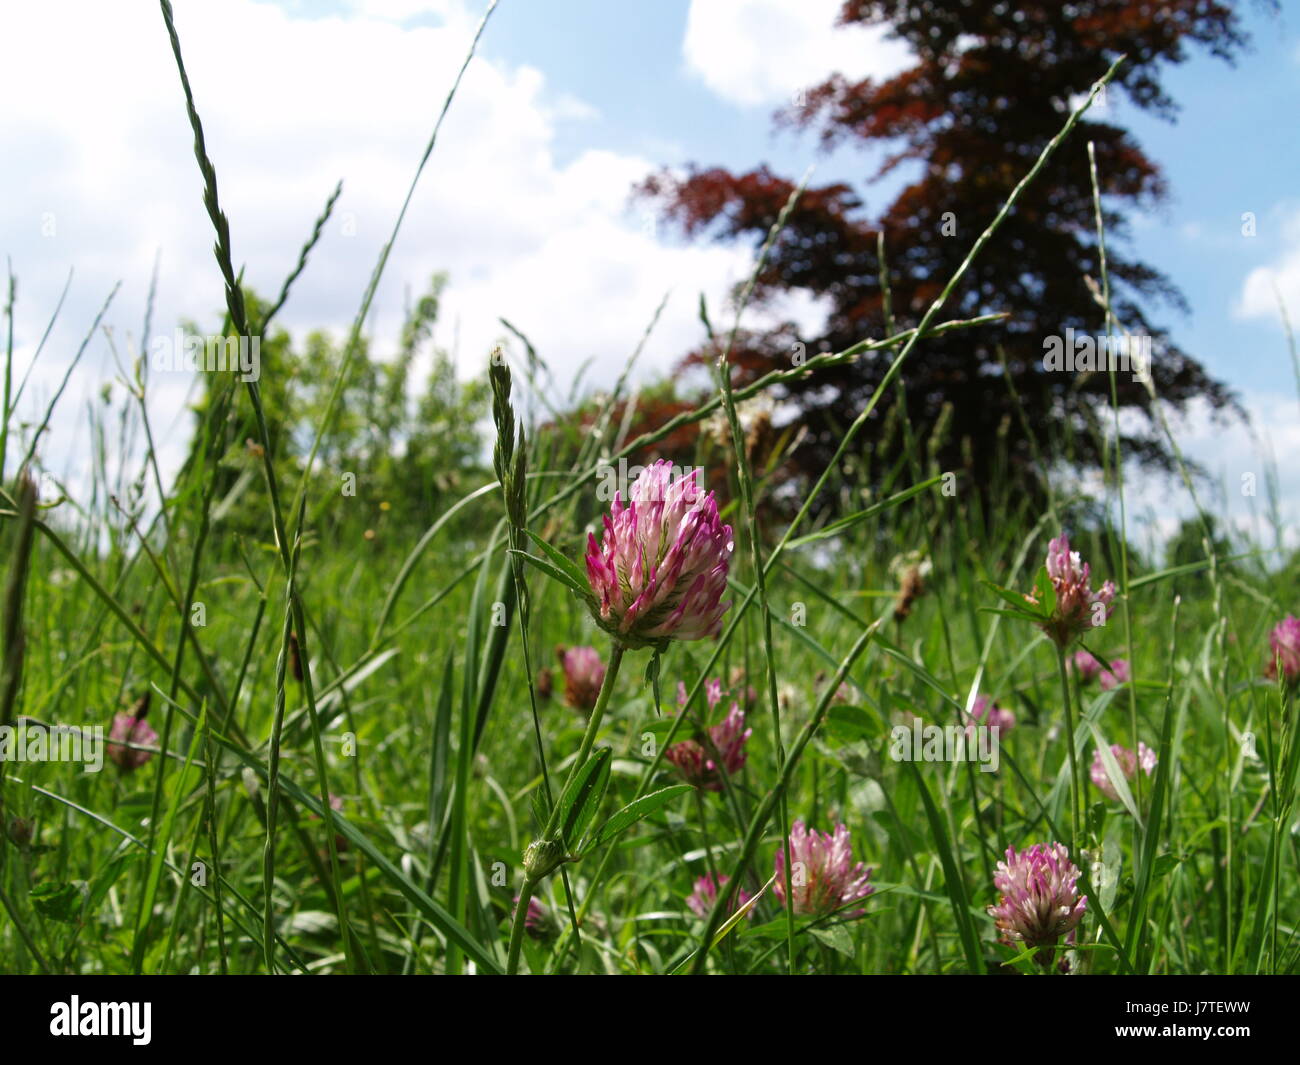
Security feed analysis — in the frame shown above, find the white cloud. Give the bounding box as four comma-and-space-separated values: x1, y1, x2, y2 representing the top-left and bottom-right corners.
1236, 203, 1300, 322
0, 0, 777, 499
1098, 388, 1300, 557
682, 0, 913, 109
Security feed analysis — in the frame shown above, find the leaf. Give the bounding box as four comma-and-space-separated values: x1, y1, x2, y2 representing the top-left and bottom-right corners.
523, 528, 590, 592
981, 582, 1046, 626
1089, 722, 1142, 825
904, 760, 984, 973
31, 882, 83, 923
508, 548, 588, 598
808, 924, 856, 958
640, 718, 682, 739
825, 705, 875, 743
785, 475, 944, 549
85, 852, 139, 915
711, 872, 777, 947
1129, 552, 1256, 590
582, 784, 693, 854
1152, 853, 1182, 880
558, 747, 612, 850
645, 651, 662, 714
1033, 566, 1056, 615
286, 910, 337, 936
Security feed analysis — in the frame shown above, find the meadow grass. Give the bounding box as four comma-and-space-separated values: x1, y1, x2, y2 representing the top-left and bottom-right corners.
0, 10, 1297, 976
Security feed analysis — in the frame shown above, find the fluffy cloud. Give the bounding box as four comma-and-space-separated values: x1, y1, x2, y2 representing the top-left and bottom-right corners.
1111, 388, 1300, 556
1236, 204, 1300, 323
682, 0, 913, 108
0, 0, 778, 495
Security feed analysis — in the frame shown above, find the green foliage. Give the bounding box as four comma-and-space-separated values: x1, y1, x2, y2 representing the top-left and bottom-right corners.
186, 275, 491, 546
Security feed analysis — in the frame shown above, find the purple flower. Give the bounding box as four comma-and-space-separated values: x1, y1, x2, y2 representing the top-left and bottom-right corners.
686, 873, 752, 920
773, 820, 874, 916
1070, 649, 1103, 681
1033, 535, 1116, 648
665, 704, 751, 792
557, 645, 605, 710
513, 895, 557, 940
676, 678, 725, 710
967, 694, 1015, 735
585, 460, 733, 648
107, 712, 158, 772
1090, 742, 1156, 801
1098, 658, 1131, 691
987, 842, 1087, 953
1265, 616, 1300, 684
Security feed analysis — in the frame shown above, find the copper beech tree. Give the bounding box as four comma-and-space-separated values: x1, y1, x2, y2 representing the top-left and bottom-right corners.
639, 1, 1265, 510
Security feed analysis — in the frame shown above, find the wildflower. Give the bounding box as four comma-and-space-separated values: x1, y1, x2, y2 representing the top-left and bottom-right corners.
686, 873, 752, 920
665, 704, 751, 791
1069, 649, 1103, 681
557, 645, 605, 711
514, 895, 557, 941
987, 842, 1087, 957
1098, 658, 1130, 691
1032, 534, 1115, 648
772, 820, 873, 916
107, 711, 158, 772
584, 460, 733, 649
967, 694, 1015, 735
1090, 743, 1156, 801
1264, 615, 1300, 685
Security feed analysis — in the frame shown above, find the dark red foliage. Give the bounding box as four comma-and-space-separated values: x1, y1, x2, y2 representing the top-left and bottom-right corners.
640, 0, 1263, 513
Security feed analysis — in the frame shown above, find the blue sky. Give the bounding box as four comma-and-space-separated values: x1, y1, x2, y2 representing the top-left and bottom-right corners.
273, 0, 1300, 397
481, 0, 1300, 397
3, 0, 1299, 544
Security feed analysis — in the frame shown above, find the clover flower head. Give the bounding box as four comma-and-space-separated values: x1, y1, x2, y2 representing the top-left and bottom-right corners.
584, 461, 733, 649
1265, 615, 1300, 684
987, 842, 1087, 951
772, 820, 873, 916
107, 712, 158, 772
557, 644, 605, 710
1090, 742, 1156, 801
